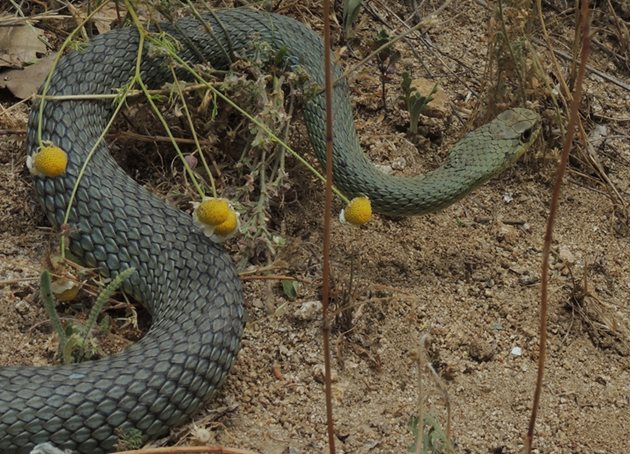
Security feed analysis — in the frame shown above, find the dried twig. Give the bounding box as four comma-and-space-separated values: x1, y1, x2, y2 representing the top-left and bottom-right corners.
525, 1, 590, 452
321, 1, 337, 452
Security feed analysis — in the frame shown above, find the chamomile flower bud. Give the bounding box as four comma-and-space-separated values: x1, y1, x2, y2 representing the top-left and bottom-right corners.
192, 197, 240, 242
195, 197, 230, 226
339, 195, 372, 226
212, 208, 240, 240
27, 145, 68, 177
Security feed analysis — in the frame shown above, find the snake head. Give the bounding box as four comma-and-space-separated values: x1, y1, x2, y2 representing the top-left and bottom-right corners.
491, 108, 542, 168
496, 108, 542, 145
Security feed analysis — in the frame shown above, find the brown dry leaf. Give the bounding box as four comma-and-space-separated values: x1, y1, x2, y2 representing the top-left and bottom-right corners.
0, 25, 47, 69
0, 54, 54, 99
82, 3, 123, 33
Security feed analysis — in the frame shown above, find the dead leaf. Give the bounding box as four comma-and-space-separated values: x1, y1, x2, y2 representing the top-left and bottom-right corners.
0, 55, 54, 99
81, 3, 124, 34
0, 25, 47, 69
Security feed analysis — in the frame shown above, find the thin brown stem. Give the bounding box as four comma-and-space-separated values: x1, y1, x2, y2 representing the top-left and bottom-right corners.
525, 1, 590, 452
321, 1, 336, 453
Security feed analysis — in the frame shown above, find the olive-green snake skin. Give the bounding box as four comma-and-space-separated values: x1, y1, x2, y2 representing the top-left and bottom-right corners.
1, 9, 540, 453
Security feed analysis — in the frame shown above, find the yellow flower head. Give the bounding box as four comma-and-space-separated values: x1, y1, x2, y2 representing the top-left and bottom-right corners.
192, 197, 240, 242
213, 208, 239, 237
340, 196, 372, 226
28, 145, 68, 177
195, 197, 230, 226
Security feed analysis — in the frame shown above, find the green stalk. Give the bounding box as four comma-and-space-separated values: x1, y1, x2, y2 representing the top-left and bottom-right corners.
39, 271, 68, 348
170, 68, 218, 197
79, 267, 136, 356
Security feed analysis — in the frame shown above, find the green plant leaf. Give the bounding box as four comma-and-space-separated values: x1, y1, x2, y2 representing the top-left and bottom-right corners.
400, 72, 438, 133
343, 0, 363, 39
281, 279, 298, 300
40, 270, 68, 351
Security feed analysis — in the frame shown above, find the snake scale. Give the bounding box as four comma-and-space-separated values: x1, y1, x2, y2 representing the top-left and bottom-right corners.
1, 8, 540, 453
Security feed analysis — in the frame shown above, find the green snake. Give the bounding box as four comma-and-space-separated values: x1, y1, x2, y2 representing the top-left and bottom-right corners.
1, 9, 540, 453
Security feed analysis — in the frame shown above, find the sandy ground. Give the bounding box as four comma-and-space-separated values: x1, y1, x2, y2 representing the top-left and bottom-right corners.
0, 1, 628, 453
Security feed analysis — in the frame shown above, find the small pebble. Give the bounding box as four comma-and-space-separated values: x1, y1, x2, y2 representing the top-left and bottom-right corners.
14, 300, 31, 315
374, 163, 393, 175
520, 275, 539, 286
468, 340, 495, 362
29, 443, 67, 454
293, 300, 322, 321
391, 157, 406, 170
558, 246, 576, 265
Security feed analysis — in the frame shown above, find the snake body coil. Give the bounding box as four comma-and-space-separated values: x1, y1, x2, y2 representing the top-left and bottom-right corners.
1, 9, 540, 453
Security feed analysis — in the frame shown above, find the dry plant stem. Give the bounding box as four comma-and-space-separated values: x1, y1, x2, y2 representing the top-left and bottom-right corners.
321, 1, 337, 453
0, 277, 39, 286
427, 356, 453, 453
239, 273, 303, 282
535, 0, 571, 101
525, 1, 590, 452
111, 131, 209, 146
416, 334, 453, 454
548, 46, 630, 92
0, 13, 72, 25
170, 69, 218, 197
497, 0, 526, 105
416, 335, 426, 454
37, 83, 212, 101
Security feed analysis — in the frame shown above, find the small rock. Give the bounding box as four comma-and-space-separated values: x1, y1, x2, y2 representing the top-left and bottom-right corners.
558, 246, 576, 265
29, 443, 68, 454
468, 340, 496, 362
251, 298, 265, 309
511, 346, 523, 357
520, 275, 539, 286
14, 299, 31, 315
293, 300, 322, 321
190, 426, 214, 444
497, 224, 519, 244
588, 123, 608, 148
364, 440, 380, 450
391, 157, 406, 171
374, 163, 394, 175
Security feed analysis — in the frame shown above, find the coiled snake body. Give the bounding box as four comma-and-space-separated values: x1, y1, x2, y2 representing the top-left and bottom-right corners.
1, 9, 540, 453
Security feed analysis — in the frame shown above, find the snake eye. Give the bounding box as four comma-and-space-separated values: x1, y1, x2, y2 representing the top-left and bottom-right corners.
520, 128, 533, 143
